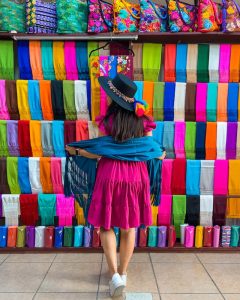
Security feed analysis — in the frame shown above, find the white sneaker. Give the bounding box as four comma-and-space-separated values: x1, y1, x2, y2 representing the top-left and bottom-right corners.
120, 274, 127, 287
109, 273, 125, 297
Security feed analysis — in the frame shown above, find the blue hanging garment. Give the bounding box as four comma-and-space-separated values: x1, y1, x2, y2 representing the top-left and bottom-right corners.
195, 122, 206, 160
176, 44, 187, 82
227, 83, 239, 122
134, 81, 143, 103
162, 121, 175, 158
164, 82, 175, 121
28, 80, 43, 120
186, 160, 201, 195
18, 157, 32, 194
17, 41, 32, 79
153, 121, 164, 146
76, 42, 89, 80
52, 121, 65, 157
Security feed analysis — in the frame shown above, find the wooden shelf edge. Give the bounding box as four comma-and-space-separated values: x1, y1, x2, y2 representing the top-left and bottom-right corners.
0, 32, 240, 43
0, 245, 239, 253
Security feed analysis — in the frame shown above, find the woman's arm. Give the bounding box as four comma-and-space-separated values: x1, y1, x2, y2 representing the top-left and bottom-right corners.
65, 146, 101, 159
144, 131, 166, 160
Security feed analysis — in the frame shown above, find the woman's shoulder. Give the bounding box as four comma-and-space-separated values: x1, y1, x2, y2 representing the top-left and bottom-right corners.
96, 115, 113, 135
143, 116, 156, 133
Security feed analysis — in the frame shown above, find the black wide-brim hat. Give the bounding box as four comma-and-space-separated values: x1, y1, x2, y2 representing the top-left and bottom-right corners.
98, 73, 137, 111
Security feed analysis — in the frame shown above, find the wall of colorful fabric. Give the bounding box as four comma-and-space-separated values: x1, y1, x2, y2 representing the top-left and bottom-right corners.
2, 36, 240, 248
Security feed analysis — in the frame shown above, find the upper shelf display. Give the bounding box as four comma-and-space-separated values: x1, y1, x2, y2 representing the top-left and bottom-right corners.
1, 32, 240, 43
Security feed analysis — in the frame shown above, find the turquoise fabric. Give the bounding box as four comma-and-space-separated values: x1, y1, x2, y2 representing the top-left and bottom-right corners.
186, 160, 201, 195
207, 83, 217, 122
41, 41, 55, 80
38, 194, 56, 226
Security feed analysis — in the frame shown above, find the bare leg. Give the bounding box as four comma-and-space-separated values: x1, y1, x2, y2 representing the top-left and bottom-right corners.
100, 228, 118, 277
118, 228, 135, 275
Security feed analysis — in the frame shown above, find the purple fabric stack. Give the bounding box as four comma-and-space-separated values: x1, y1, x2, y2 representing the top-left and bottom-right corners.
26, 0, 57, 33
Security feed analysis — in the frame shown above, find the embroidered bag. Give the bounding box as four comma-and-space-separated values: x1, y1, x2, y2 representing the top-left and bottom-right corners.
168, 0, 198, 32
88, 0, 113, 33
0, 0, 26, 32
56, 0, 88, 33
113, 0, 140, 33
26, 0, 57, 33
198, 0, 221, 32
139, 0, 168, 32
222, 0, 240, 32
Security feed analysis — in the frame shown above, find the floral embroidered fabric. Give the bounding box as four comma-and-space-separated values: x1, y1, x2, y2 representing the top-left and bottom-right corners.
113, 0, 140, 33
139, 0, 167, 32
168, 0, 198, 32
222, 0, 240, 32
88, 0, 113, 33
198, 0, 221, 32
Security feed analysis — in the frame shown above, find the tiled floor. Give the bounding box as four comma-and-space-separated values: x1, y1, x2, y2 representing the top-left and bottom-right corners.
0, 252, 239, 299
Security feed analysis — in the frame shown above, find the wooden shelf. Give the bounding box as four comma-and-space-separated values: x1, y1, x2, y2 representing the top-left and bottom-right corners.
137, 32, 240, 43
1, 32, 240, 43
0, 245, 240, 253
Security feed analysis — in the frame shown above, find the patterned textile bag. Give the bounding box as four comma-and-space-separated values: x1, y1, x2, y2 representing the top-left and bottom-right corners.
113, 0, 140, 33
168, 0, 198, 32
56, 0, 88, 33
26, 0, 57, 33
198, 0, 221, 32
222, 0, 240, 32
88, 0, 113, 33
139, 0, 168, 32
0, 0, 26, 32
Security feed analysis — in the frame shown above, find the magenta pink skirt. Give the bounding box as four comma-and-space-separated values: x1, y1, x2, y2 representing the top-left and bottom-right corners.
87, 158, 152, 230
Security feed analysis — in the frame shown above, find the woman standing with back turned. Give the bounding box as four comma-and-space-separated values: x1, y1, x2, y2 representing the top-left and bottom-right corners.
66, 73, 166, 298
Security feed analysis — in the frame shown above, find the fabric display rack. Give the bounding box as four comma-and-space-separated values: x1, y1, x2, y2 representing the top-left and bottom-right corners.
1, 0, 240, 252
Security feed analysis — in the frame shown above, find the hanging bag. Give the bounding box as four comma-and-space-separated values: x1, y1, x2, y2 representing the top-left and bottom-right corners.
139, 0, 168, 32
198, 0, 221, 32
113, 0, 140, 33
26, 0, 57, 34
168, 0, 198, 32
0, 0, 26, 32
222, 0, 240, 32
88, 0, 113, 33
56, 0, 88, 33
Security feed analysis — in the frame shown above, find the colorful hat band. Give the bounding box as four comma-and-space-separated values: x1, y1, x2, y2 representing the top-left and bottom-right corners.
107, 80, 135, 103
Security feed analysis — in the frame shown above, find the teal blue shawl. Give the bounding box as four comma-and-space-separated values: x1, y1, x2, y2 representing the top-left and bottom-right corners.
64, 136, 163, 219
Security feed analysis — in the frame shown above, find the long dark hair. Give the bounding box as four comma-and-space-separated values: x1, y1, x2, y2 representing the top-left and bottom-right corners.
103, 101, 149, 142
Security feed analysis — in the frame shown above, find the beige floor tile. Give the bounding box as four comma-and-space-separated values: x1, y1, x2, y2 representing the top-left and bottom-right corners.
5, 254, 56, 263
150, 253, 199, 263
97, 292, 125, 300
0, 262, 50, 292
99, 263, 158, 293
97, 292, 160, 300
103, 253, 150, 263
54, 253, 103, 263
160, 295, 223, 300
0, 293, 34, 300
204, 264, 240, 293
223, 295, 240, 300
153, 263, 218, 294
35, 293, 97, 300
39, 262, 101, 293
197, 253, 240, 264
0, 254, 8, 263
